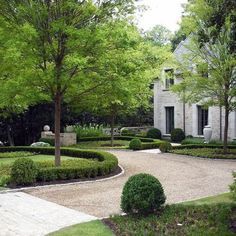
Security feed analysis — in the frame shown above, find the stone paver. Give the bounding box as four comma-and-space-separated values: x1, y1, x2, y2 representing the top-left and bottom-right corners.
0, 192, 96, 236
26, 151, 236, 218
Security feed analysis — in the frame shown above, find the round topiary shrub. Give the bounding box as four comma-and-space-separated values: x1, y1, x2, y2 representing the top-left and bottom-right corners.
171, 128, 185, 142
146, 128, 162, 139
159, 142, 172, 153
11, 158, 38, 186
129, 138, 142, 150
121, 173, 166, 215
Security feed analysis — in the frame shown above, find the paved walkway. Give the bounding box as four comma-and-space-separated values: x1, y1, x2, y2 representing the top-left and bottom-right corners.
26, 150, 236, 218
0, 192, 96, 236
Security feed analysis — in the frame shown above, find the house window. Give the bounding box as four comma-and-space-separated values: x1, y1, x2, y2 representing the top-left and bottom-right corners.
165, 69, 174, 89
197, 106, 208, 135
166, 107, 174, 134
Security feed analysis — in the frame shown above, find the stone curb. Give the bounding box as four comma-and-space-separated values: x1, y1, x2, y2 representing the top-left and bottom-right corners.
0, 164, 125, 194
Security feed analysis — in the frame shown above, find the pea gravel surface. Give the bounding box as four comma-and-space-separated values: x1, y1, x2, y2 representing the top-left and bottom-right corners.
25, 150, 236, 218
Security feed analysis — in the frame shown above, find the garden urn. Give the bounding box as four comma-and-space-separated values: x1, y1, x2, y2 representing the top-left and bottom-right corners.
203, 125, 212, 143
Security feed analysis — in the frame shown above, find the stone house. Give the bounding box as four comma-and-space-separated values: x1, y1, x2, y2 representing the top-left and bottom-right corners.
154, 38, 236, 140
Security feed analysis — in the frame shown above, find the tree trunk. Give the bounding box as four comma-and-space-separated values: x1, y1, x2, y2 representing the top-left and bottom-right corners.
7, 124, 14, 146
110, 113, 115, 147
54, 91, 61, 166
223, 107, 229, 154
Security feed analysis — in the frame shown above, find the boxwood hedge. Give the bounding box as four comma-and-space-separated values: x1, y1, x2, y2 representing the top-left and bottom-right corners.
78, 136, 155, 143
141, 141, 165, 150
0, 147, 118, 184
173, 144, 236, 150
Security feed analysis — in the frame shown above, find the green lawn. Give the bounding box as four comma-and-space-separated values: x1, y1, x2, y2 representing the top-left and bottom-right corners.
49, 192, 236, 236
0, 154, 74, 165
182, 192, 234, 205
48, 220, 113, 236
73, 140, 130, 149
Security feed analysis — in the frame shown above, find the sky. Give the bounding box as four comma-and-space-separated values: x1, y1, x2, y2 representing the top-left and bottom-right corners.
135, 0, 188, 32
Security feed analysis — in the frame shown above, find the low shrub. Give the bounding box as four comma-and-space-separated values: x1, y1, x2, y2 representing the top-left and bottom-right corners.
141, 141, 164, 150
181, 138, 204, 145
209, 139, 223, 145
121, 173, 166, 215
174, 144, 236, 150
0, 175, 10, 187
11, 158, 38, 185
0, 147, 118, 185
0, 151, 34, 159
121, 128, 136, 137
77, 136, 154, 143
171, 148, 236, 159
146, 128, 162, 139
38, 138, 54, 146
73, 124, 104, 139
159, 142, 172, 153
129, 138, 142, 150
171, 128, 185, 143
230, 172, 236, 201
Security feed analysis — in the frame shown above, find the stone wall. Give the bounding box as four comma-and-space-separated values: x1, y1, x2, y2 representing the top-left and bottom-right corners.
154, 79, 236, 140
41, 132, 76, 146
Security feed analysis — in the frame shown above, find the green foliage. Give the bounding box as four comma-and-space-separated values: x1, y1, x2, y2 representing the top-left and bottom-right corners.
11, 158, 38, 185
121, 129, 135, 137
121, 173, 166, 215
181, 137, 204, 145
0, 0, 139, 164
110, 203, 236, 235
73, 124, 105, 140
129, 138, 142, 150
0, 147, 118, 185
171, 128, 185, 142
38, 138, 55, 146
145, 25, 173, 46
172, 148, 236, 159
175, 144, 236, 150
172, 1, 236, 151
159, 142, 172, 153
141, 141, 164, 150
146, 128, 162, 139
0, 175, 10, 187
229, 172, 236, 201
0, 151, 34, 159
77, 136, 155, 143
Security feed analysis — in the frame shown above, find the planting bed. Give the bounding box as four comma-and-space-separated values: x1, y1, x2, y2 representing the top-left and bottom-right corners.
0, 147, 119, 187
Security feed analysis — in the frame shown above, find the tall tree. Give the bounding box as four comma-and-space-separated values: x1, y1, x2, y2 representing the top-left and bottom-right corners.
0, 0, 137, 166
172, 21, 236, 153
145, 25, 173, 46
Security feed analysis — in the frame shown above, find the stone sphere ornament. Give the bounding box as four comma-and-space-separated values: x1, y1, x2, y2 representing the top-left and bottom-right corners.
43, 125, 50, 132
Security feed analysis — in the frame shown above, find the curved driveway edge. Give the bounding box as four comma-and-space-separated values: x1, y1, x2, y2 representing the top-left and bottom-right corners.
26, 150, 236, 218
1, 164, 125, 194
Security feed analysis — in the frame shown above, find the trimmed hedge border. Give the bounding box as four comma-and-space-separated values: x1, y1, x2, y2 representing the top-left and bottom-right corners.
173, 144, 236, 150
78, 136, 155, 143
141, 141, 164, 150
0, 147, 118, 184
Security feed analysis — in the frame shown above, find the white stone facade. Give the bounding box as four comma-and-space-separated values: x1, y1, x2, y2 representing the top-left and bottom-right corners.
154, 38, 236, 141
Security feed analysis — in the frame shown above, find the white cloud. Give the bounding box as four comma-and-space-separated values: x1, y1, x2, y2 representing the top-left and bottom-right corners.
135, 0, 188, 32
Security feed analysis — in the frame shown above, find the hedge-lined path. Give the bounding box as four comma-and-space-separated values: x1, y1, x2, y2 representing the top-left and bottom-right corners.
0, 192, 96, 236
26, 150, 235, 218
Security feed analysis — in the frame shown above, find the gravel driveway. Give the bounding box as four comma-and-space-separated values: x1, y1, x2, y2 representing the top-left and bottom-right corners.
26, 150, 236, 218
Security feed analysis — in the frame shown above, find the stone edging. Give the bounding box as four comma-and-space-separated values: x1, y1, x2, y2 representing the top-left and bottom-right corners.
0, 164, 125, 194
